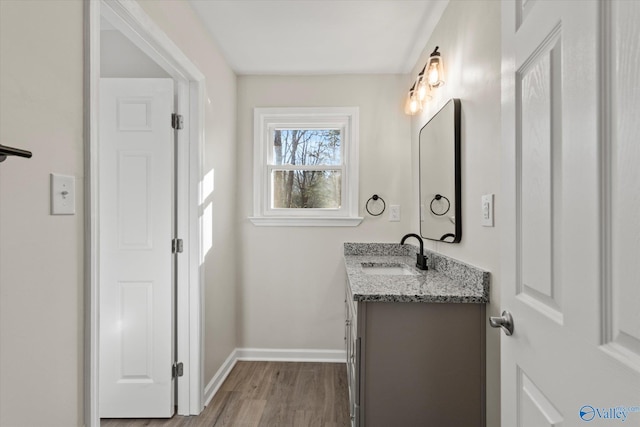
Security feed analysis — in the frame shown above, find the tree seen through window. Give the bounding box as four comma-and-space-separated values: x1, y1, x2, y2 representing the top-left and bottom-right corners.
272, 129, 342, 209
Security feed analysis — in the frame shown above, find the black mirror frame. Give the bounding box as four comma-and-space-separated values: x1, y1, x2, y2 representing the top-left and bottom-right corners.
418, 98, 462, 243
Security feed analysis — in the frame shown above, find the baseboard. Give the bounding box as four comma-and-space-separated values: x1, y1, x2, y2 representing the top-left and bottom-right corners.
203, 349, 239, 407
203, 347, 346, 406
236, 347, 347, 363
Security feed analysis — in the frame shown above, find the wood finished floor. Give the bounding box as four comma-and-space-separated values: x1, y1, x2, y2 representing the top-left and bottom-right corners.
101, 361, 350, 427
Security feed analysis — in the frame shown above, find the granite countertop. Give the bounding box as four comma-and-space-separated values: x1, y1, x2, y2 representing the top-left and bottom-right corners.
344, 243, 490, 304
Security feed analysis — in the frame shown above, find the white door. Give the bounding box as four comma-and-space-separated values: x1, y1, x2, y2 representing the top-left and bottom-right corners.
99, 78, 175, 418
500, 1, 640, 425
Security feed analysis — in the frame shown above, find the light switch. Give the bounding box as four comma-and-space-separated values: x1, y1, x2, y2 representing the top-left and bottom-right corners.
51, 173, 76, 215
389, 205, 401, 222
481, 194, 494, 227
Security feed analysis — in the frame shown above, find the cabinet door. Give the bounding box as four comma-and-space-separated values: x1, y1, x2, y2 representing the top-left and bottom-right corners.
345, 291, 355, 425
353, 335, 361, 427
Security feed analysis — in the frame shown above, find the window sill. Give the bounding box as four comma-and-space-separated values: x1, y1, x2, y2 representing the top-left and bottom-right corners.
249, 216, 364, 227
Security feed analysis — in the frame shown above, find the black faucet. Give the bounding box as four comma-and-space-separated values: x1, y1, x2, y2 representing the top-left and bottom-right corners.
400, 233, 428, 270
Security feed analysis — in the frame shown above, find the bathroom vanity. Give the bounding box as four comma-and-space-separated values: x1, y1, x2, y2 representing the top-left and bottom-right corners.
343, 243, 489, 427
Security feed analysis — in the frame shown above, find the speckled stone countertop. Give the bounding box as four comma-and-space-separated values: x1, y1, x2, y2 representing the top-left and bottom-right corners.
344, 243, 490, 303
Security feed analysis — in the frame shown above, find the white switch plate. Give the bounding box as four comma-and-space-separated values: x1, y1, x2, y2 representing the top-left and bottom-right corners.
51, 173, 76, 215
481, 194, 494, 227
389, 205, 401, 222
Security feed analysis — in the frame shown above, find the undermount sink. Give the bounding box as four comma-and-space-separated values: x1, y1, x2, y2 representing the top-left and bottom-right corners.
360, 262, 418, 276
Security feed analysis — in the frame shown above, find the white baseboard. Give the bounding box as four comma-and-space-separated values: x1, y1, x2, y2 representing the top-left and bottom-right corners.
236, 348, 346, 363
203, 349, 238, 407
203, 347, 346, 406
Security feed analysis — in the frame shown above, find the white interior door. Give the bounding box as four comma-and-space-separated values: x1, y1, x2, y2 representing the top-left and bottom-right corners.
99, 78, 175, 418
500, 1, 640, 426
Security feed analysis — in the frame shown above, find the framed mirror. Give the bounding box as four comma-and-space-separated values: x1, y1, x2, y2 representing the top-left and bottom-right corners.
419, 98, 461, 243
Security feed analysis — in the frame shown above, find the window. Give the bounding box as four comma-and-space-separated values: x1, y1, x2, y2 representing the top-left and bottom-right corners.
251, 107, 362, 226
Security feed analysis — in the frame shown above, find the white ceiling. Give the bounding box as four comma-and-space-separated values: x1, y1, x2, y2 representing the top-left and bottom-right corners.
188, 0, 449, 75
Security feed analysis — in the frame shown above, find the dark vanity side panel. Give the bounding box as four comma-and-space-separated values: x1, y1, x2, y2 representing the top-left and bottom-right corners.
362, 302, 485, 427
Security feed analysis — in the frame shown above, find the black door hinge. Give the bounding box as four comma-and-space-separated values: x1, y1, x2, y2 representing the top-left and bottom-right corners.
172, 362, 184, 378
172, 238, 184, 254
171, 113, 184, 130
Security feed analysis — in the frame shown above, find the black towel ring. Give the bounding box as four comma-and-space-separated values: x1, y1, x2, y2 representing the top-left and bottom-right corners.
430, 194, 450, 216
440, 233, 456, 242
366, 194, 386, 216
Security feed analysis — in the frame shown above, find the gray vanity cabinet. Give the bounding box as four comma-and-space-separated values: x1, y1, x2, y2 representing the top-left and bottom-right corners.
345, 281, 486, 427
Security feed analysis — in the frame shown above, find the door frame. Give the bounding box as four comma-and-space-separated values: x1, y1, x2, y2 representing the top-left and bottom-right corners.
84, 0, 206, 424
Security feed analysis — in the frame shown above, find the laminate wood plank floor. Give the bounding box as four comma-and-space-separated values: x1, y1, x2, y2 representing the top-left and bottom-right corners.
101, 361, 350, 427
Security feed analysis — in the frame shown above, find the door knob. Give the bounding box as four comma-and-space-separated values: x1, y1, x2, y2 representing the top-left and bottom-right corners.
490, 310, 514, 336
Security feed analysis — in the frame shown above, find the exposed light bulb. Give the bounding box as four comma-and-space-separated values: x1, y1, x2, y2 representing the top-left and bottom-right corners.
409, 96, 420, 114
427, 63, 440, 86
405, 83, 423, 115
417, 80, 430, 102
426, 46, 445, 88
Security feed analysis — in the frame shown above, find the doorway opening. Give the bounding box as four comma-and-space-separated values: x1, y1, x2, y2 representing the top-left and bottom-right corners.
85, 0, 206, 425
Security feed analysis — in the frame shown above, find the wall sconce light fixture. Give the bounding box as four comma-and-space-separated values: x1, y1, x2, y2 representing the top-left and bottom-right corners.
426, 46, 444, 87
415, 66, 431, 103
405, 46, 445, 115
404, 82, 423, 115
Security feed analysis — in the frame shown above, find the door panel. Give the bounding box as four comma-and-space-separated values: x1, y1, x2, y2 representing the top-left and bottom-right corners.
517, 27, 563, 323
518, 369, 563, 427
119, 281, 153, 379
118, 152, 152, 248
605, 0, 640, 371
99, 78, 174, 418
501, 1, 640, 426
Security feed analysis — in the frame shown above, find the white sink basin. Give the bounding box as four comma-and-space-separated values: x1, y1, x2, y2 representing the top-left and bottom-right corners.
360, 262, 417, 276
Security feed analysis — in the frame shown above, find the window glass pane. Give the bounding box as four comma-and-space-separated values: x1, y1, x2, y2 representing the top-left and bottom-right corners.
271, 170, 342, 209
272, 129, 341, 166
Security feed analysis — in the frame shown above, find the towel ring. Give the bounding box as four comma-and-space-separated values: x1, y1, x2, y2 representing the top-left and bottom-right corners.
366, 194, 386, 216
440, 233, 456, 242
430, 194, 450, 216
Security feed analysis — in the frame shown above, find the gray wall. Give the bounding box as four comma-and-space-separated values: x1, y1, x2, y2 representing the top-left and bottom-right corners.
408, 1, 502, 425
236, 74, 413, 350
0, 1, 84, 425
138, 0, 239, 393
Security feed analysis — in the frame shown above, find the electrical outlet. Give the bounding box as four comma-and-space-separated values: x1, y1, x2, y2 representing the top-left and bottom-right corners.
481, 194, 494, 227
389, 205, 401, 222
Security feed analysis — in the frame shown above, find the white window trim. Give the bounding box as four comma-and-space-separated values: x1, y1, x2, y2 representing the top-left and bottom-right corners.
250, 107, 363, 227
